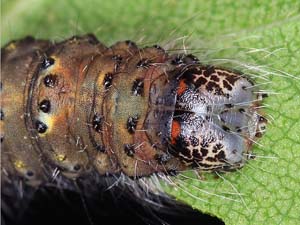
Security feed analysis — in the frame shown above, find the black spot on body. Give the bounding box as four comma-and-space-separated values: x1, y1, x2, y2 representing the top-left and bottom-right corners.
39, 99, 51, 113
92, 114, 103, 133
35, 120, 48, 133
132, 79, 144, 96
26, 171, 34, 177
41, 57, 55, 69
73, 164, 81, 171
127, 115, 139, 134
44, 74, 58, 88
103, 73, 113, 89
136, 59, 151, 68
0, 110, 4, 120
95, 144, 106, 153
124, 144, 135, 157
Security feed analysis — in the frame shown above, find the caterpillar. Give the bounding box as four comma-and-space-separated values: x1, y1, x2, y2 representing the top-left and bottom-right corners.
1, 34, 267, 223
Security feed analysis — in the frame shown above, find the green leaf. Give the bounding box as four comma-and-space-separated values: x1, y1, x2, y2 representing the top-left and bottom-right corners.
2, 0, 300, 224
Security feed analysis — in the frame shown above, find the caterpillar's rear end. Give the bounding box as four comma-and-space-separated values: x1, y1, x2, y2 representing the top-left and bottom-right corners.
1, 34, 267, 220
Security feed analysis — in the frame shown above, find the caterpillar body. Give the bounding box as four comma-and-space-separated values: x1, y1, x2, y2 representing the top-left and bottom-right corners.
1, 34, 267, 216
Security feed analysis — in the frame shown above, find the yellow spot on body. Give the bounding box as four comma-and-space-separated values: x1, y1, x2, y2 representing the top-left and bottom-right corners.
14, 160, 25, 169
56, 154, 66, 162
6, 42, 16, 51
97, 72, 106, 87
38, 113, 54, 136
48, 55, 60, 70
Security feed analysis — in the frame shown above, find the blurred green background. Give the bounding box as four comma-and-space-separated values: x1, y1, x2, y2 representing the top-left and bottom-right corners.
2, 1, 300, 224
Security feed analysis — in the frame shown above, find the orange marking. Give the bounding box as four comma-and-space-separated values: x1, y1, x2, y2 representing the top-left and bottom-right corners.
177, 79, 187, 95
171, 120, 181, 145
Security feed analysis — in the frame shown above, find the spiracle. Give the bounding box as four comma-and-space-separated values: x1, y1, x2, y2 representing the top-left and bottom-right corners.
0, 34, 267, 200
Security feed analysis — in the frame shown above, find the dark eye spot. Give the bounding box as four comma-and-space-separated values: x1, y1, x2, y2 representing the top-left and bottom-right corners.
44, 74, 58, 88
35, 120, 48, 133
39, 99, 51, 113
92, 114, 103, 133
127, 115, 139, 134
41, 57, 55, 69
124, 144, 135, 157
132, 79, 144, 96
103, 73, 113, 89
0, 135, 3, 142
